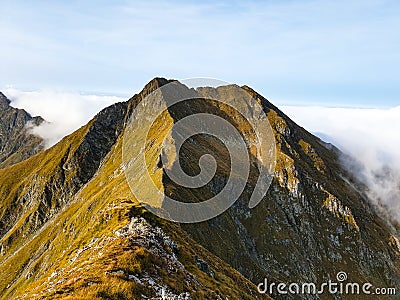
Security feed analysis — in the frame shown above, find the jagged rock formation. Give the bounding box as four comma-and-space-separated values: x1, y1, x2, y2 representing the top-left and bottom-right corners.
0, 92, 44, 168
0, 78, 399, 299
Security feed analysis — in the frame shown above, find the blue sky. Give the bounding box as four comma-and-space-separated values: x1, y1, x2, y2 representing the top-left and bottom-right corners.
1, 0, 400, 107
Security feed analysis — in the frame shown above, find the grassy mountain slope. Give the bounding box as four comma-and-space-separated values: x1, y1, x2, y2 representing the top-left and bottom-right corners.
1, 78, 400, 299
0, 79, 268, 299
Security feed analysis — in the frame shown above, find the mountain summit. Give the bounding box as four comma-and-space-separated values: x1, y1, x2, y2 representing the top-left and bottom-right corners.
0, 79, 399, 299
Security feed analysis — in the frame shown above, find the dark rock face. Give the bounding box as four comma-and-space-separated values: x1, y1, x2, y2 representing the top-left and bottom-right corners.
0, 92, 44, 168
195, 256, 214, 277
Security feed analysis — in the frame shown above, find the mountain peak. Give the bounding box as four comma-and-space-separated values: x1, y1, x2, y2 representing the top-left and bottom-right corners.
140, 77, 176, 98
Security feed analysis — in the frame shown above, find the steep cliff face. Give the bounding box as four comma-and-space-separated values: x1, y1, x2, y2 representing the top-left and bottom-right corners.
0, 92, 44, 168
0, 78, 399, 300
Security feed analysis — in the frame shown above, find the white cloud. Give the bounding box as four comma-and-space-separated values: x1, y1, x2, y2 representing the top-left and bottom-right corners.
281, 105, 400, 223
3, 88, 125, 147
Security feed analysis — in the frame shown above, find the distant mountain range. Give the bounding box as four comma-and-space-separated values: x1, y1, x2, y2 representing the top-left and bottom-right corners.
0, 92, 44, 168
0, 79, 399, 299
